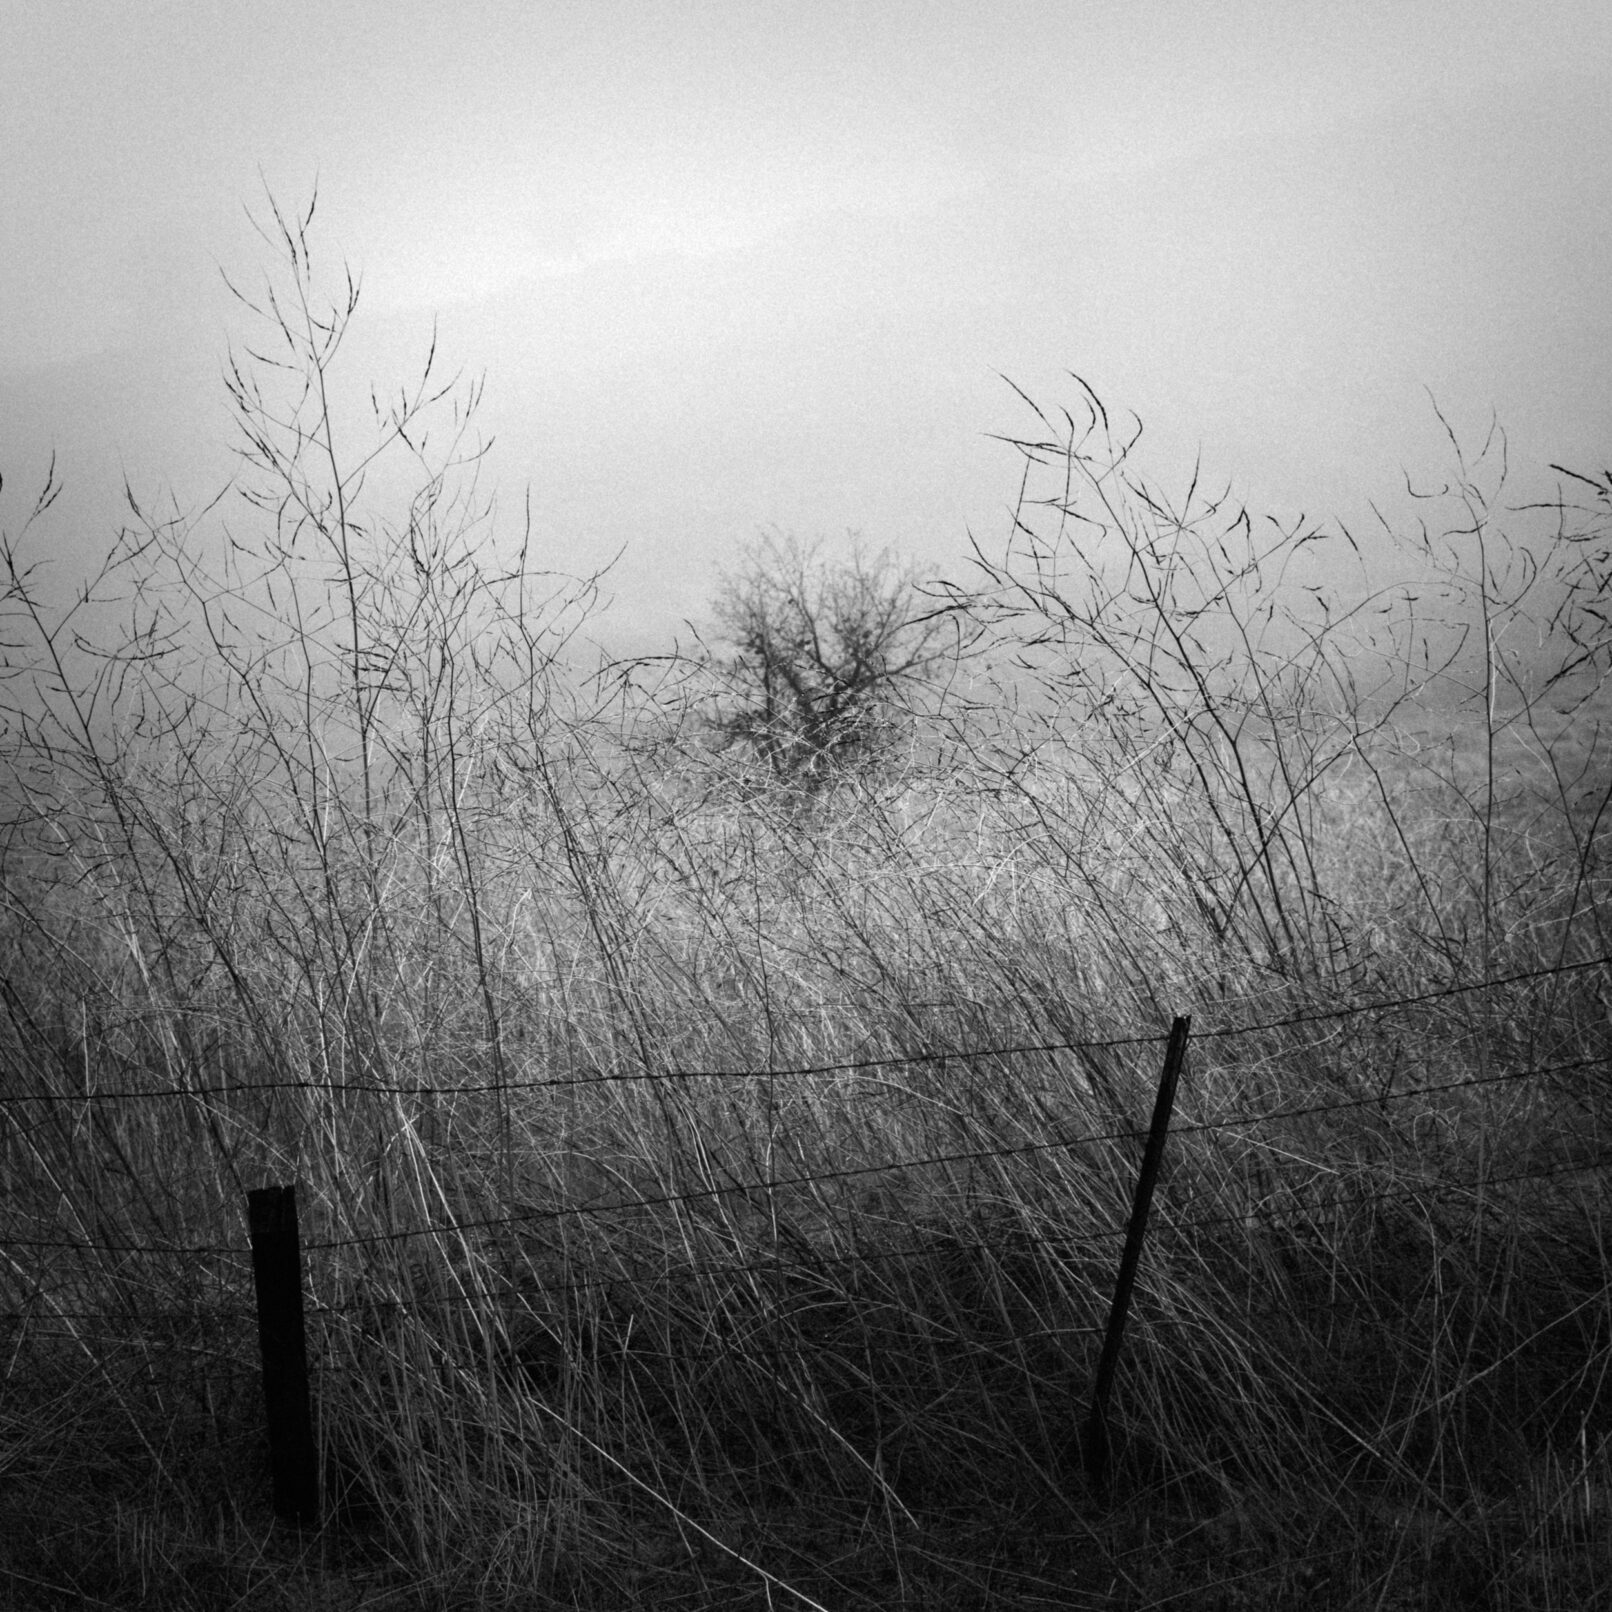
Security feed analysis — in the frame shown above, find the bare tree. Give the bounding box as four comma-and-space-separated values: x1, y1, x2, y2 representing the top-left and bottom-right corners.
707, 531, 950, 786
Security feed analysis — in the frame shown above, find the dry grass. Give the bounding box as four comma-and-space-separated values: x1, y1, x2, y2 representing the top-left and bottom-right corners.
0, 197, 1609, 1609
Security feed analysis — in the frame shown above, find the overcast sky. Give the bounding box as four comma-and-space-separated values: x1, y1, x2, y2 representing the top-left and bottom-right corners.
3, 1, 1609, 655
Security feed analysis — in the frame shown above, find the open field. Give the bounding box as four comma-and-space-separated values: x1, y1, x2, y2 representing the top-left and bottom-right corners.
2, 221, 1610, 1610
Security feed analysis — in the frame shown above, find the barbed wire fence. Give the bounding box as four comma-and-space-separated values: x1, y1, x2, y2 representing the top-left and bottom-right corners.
2, 953, 1607, 1515
3, 950, 1607, 1266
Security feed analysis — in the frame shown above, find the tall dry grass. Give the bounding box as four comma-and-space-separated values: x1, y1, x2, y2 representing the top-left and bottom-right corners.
1, 198, 1609, 1609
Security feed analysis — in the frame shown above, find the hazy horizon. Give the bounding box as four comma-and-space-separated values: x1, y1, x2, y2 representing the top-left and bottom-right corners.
4, 3, 1610, 661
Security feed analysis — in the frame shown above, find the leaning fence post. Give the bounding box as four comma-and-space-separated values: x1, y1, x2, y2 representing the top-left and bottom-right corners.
1080, 1014, 1191, 1490
248, 1183, 319, 1525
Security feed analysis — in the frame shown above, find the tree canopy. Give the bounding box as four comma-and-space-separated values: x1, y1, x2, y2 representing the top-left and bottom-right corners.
708, 532, 951, 787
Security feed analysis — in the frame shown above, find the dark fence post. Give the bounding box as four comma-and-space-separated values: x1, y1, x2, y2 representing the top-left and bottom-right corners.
248, 1183, 319, 1526
1080, 1014, 1191, 1490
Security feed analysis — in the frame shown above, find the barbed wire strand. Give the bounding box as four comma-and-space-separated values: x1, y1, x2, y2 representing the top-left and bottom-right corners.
3, 1050, 1602, 1262
294, 1052, 1612, 1254
8, 1146, 1605, 1334
3, 951, 1605, 1109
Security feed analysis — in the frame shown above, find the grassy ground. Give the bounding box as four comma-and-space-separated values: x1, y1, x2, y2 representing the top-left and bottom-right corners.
1, 208, 1609, 1609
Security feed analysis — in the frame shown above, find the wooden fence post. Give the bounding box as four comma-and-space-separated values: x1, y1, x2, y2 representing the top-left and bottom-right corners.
1080, 1014, 1191, 1490
248, 1183, 319, 1525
